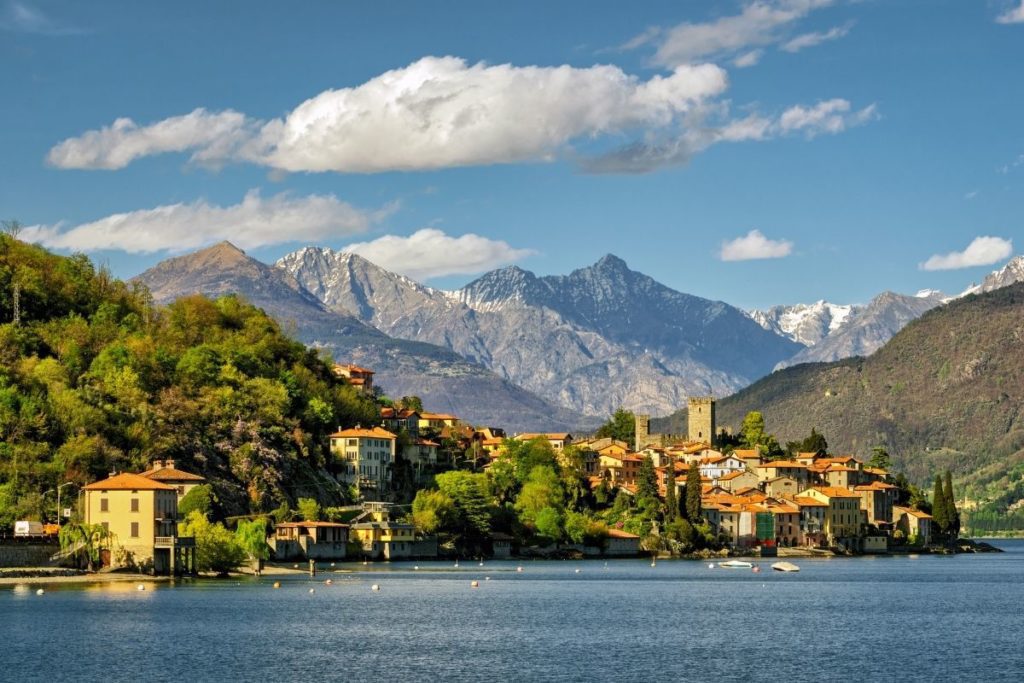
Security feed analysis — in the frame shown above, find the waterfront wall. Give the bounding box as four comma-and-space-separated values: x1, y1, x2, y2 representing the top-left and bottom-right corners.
0, 544, 59, 568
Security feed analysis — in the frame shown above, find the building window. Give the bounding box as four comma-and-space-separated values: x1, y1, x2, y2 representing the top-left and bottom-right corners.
131, 522, 139, 538
131, 498, 139, 512
100, 498, 108, 512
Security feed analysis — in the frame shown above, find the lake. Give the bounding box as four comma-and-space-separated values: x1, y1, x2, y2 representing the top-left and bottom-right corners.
3, 541, 1024, 682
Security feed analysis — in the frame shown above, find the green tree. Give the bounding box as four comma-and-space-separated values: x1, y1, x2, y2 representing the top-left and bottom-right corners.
944, 471, 960, 539
180, 510, 245, 574
595, 408, 635, 444
398, 395, 423, 412
534, 506, 563, 542
685, 461, 702, 522
58, 522, 112, 572
435, 470, 492, 548
931, 476, 949, 536
235, 518, 270, 570
740, 411, 766, 449
178, 484, 218, 520
411, 488, 455, 535
663, 463, 678, 522
515, 466, 564, 526
634, 456, 659, 516
867, 446, 893, 471
297, 497, 322, 521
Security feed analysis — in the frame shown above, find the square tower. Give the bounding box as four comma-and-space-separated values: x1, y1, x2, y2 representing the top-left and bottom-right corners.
634, 413, 650, 452
688, 397, 716, 445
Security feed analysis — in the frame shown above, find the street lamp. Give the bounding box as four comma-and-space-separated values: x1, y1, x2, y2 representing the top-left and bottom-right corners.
44, 483, 76, 530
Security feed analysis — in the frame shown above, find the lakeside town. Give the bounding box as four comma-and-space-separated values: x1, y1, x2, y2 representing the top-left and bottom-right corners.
3, 361, 982, 580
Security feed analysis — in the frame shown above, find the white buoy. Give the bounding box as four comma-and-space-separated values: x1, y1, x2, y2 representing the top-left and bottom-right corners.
309, 588, 315, 594
330, 562, 335, 568
273, 581, 281, 589
36, 588, 44, 596
137, 584, 146, 591
414, 566, 419, 570
293, 564, 299, 569
574, 568, 581, 574
371, 584, 380, 592
470, 580, 479, 588
454, 561, 459, 568
479, 561, 484, 567
324, 579, 332, 585
363, 560, 368, 566
516, 566, 523, 573
485, 576, 491, 581
708, 563, 715, 569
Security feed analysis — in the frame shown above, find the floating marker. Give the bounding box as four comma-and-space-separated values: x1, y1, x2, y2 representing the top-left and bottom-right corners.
309, 588, 315, 594
574, 569, 581, 574
414, 566, 419, 570
137, 584, 146, 591
293, 564, 299, 569
485, 576, 491, 581
708, 564, 714, 569
330, 562, 335, 568
470, 581, 479, 588
516, 566, 523, 573
324, 579, 332, 585
273, 581, 281, 589
371, 584, 380, 592
36, 589, 44, 596
479, 562, 484, 567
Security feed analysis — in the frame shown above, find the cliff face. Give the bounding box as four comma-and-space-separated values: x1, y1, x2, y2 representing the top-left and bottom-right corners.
136, 243, 597, 432
278, 249, 802, 416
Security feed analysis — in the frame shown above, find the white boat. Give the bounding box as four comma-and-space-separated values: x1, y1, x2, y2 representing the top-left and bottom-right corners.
771, 561, 800, 573
719, 560, 754, 569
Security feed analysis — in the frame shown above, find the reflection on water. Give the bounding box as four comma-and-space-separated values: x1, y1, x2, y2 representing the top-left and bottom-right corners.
2, 540, 1024, 682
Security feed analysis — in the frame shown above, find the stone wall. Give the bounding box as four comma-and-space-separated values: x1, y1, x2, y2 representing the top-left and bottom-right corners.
0, 544, 60, 568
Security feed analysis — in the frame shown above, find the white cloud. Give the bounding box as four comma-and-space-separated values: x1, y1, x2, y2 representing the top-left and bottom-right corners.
920, 236, 1014, 271
20, 190, 381, 254
719, 229, 794, 261
341, 228, 535, 280
997, 2, 1024, 24
47, 109, 253, 170
645, 0, 833, 66
0, 1, 83, 35
781, 23, 852, 52
778, 99, 878, 137
48, 57, 728, 173
583, 98, 876, 173
732, 49, 764, 68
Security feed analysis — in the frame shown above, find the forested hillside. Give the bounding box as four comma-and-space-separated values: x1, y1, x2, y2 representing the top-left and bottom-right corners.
0, 235, 379, 527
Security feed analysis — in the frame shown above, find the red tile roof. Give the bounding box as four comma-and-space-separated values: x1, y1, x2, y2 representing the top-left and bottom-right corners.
85, 472, 176, 491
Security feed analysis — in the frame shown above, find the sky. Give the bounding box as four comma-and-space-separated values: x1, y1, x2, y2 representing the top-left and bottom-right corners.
1, 0, 1023, 309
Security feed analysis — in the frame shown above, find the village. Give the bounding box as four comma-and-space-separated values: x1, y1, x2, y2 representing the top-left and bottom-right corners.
34, 361, 942, 578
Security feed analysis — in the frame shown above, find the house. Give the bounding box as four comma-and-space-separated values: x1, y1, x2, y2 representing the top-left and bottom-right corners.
799, 487, 864, 545
823, 464, 859, 489
794, 496, 828, 547
418, 412, 460, 432
698, 454, 746, 479
764, 475, 800, 500
514, 432, 573, 451
138, 459, 207, 503
349, 502, 418, 559
333, 363, 375, 395
598, 452, 643, 487
732, 449, 763, 468
756, 461, 810, 486
492, 532, 514, 559
604, 528, 641, 556
403, 439, 440, 468
381, 407, 420, 438
84, 472, 196, 575
270, 521, 349, 561
765, 499, 802, 547
714, 469, 760, 492
854, 481, 897, 526
893, 506, 933, 545
329, 426, 397, 492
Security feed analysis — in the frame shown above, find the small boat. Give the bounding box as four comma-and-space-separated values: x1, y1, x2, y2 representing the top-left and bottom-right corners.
719, 560, 754, 569
771, 561, 800, 573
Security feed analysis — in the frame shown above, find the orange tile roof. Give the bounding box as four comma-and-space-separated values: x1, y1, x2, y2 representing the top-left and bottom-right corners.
809, 486, 862, 498
421, 412, 458, 420
733, 449, 761, 458
140, 466, 206, 482
794, 496, 828, 507
854, 482, 897, 491
276, 521, 350, 528
85, 472, 175, 491
895, 506, 933, 520
825, 464, 857, 472
329, 426, 397, 439
515, 432, 571, 441
757, 460, 808, 469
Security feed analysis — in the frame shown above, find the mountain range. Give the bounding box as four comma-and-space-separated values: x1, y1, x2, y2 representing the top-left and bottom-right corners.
277, 248, 802, 417
136, 243, 596, 433
137, 244, 1024, 432
656, 281, 1024, 496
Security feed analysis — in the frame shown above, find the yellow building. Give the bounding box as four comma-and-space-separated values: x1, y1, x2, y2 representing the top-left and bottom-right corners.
84, 472, 195, 575
799, 486, 864, 544
350, 502, 417, 559
329, 426, 397, 491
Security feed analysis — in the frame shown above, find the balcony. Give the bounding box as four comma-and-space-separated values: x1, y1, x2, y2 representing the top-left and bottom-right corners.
155, 536, 195, 548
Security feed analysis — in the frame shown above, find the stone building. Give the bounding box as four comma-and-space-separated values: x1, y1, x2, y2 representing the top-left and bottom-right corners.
634, 396, 716, 451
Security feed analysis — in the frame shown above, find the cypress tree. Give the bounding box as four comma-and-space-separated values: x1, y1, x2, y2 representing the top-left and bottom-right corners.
664, 463, 677, 522
686, 461, 702, 522
943, 471, 960, 539
636, 456, 658, 513
932, 476, 949, 536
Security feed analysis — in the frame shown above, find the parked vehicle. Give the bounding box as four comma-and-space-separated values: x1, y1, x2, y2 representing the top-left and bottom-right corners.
14, 520, 44, 537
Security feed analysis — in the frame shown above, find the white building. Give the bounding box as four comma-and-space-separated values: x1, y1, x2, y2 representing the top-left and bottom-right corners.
329, 426, 397, 491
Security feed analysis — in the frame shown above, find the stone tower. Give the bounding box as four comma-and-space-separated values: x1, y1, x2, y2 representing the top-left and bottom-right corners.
634, 413, 650, 452
688, 397, 716, 445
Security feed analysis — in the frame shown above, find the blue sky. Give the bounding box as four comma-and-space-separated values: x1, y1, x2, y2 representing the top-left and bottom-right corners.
1, 0, 1022, 309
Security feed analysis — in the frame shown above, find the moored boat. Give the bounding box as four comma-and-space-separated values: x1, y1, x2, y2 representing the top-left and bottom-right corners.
719, 560, 754, 569
771, 561, 800, 572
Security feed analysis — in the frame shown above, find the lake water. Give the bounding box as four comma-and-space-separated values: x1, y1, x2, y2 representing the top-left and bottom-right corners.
3, 541, 1024, 682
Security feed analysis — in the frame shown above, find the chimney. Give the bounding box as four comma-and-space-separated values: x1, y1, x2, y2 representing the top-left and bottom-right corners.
153, 459, 164, 470
165, 459, 175, 470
